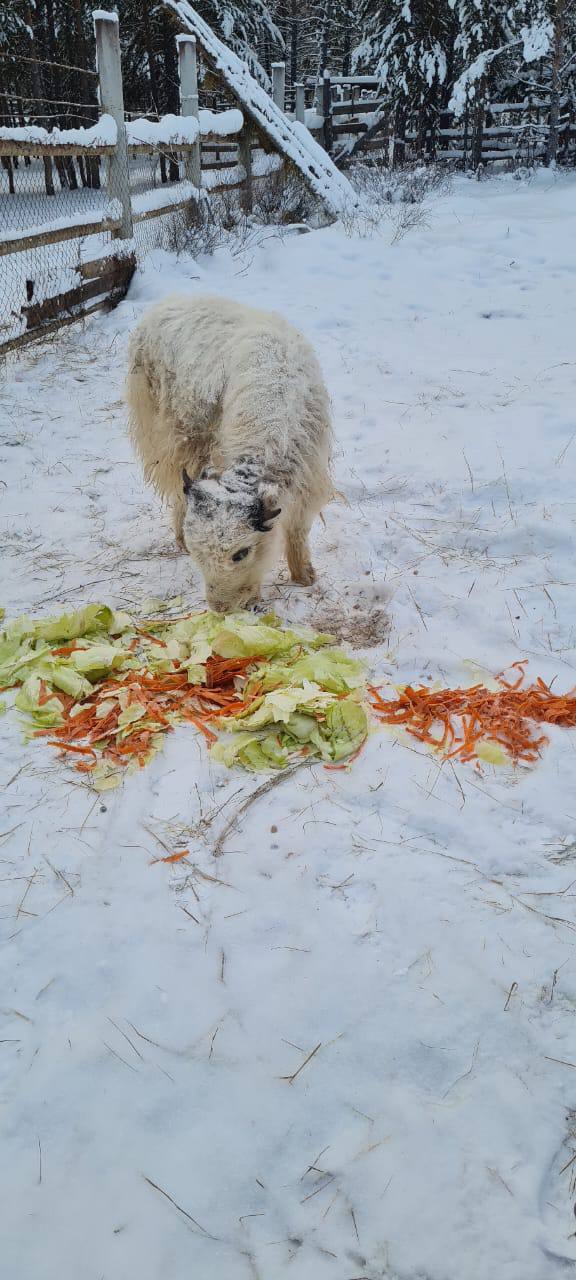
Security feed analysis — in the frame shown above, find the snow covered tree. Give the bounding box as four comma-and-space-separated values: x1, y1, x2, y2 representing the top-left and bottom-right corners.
353, 0, 453, 155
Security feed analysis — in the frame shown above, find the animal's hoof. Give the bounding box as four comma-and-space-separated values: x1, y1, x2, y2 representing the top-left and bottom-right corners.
292, 564, 316, 587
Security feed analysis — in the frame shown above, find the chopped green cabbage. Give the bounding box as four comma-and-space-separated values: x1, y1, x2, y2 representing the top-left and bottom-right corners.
1, 602, 370, 775
321, 699, 368, 761
15, 676, 65, 730
70, 644, 134, 681
212, 619, 301, 660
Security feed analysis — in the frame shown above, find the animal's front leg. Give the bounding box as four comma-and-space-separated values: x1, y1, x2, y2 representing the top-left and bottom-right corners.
172, 493, 187, 551
286, 521, 316, 586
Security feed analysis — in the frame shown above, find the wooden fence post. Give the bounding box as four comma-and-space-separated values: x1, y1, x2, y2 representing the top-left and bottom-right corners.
94, 11, 133, 239
238, 128, 253, 214
471, 93, 485, 169
272, 62, 286, 112
294, 83, 305, 125
177, 34, 201, 189
322, 71, 333, 154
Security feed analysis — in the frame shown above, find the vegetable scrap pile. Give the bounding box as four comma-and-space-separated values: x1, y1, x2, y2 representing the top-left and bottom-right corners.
0, 603, 368, 789
370, 661, 576, 764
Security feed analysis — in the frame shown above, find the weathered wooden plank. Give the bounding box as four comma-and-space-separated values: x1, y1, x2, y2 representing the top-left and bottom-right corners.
22, 266, 133, 329
201, 156, 240, 171
0, 139, 114, 158
331, 98, 385, 117
0, 291, 127, 357
76, 249, 136, 281
0, 216, 121, 257
132, 195, 195, 223
332, 119, 368, 136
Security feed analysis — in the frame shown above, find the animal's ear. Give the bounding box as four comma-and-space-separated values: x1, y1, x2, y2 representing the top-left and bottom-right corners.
251, 482, 282, 533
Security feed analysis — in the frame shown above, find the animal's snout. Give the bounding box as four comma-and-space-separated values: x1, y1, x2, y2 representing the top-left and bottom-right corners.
206, 587, 259, 614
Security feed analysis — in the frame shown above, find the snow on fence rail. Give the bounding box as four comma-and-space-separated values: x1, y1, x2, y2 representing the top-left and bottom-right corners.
0, 17, 254, 354
0, 115, 118, 154
125, 108, 243, 148
0, 205, 122, 256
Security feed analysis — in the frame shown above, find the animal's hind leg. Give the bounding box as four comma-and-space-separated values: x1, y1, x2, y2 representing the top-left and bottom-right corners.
286, 509, 316, 586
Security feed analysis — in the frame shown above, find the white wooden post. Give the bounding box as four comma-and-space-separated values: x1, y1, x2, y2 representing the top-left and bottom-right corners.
177, 34, 201, 190
271, 62, 286, 112
295, 83, 305, 125
93, 10, 133, 239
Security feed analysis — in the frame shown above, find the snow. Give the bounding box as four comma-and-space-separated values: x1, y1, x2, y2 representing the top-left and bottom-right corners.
125, 111, 242, 147
304, 108, 323, 130
199, 107, 243, 137
449, 27, 550, 117
0, 114, 117, 148
127, 114, 201, 146
166, 0, 362, 217
521, 20, 553, 62
251, 151, 283, 178
132, 181, 201, 216
92, 7, 118, 21
2, 171, 576, 1279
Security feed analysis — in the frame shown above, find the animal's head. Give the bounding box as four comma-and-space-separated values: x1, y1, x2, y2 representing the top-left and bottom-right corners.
182, 460, 282, 612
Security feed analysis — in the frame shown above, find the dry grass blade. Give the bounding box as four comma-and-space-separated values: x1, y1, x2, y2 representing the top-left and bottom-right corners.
280, 1041, 322, 1085
213, 763, 308, 857
142, 1175, 217, 1239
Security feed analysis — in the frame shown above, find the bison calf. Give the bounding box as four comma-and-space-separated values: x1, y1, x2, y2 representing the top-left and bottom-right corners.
126, 294, 333, 612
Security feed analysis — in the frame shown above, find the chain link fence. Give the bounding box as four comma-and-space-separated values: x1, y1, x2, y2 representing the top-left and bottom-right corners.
0, 114, 221, 353
0, 15, 252, 356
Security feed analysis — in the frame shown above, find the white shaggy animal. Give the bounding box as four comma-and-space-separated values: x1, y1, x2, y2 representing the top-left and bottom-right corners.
126, 294, 333, 612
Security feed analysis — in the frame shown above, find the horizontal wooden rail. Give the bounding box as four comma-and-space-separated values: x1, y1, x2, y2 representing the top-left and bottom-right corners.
0, 131, 241, 159
0, 214, 121, 256
331, 98, 385, 117
0, 139, 114, 158
132, 195, 195, 223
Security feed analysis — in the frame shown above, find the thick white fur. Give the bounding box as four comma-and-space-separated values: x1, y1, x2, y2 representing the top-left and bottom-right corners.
126, 294, 333, 611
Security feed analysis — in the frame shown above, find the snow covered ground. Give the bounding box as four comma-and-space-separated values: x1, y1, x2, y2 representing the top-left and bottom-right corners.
2, 170, 576, 1280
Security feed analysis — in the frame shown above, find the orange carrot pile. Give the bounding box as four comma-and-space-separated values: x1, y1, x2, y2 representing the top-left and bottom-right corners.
37, 656, 260, 776
370, 662, 576, 763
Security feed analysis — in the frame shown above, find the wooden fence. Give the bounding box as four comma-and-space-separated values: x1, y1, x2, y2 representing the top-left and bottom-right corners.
3, 25, 576, 356
0, 16, 280, 355
301, 74, 576, 169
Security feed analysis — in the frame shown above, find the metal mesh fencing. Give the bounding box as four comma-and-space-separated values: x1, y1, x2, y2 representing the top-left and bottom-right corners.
0, 110, 216, 353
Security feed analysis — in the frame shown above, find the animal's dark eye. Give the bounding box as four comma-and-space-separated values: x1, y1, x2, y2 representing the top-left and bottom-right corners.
231, 547, 249, 563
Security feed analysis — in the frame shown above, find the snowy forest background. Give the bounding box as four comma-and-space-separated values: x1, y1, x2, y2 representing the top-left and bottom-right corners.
1, 1, 575, 167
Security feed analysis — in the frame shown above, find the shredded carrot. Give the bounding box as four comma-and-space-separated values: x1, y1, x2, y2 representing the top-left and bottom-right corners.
181, 713, 218, 743
370, 666, 576, 764
47, 740, 97, 761
151, 849, 190, 865
37, 679, 50, 706
205, 655, 256, 688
